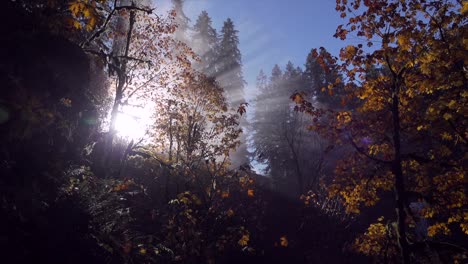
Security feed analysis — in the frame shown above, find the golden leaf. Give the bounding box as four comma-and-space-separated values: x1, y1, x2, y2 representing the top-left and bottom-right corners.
280, 236, 288, 247
238, 234, 249, 246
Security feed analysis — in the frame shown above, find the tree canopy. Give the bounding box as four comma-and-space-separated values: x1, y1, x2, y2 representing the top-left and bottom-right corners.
1, 0, 466, 263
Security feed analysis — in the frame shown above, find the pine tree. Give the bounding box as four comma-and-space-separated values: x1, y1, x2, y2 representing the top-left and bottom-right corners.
217, 18, 245, 106
216, 18, 248, 168
253, 64, 323, 196
304, 48, 345, 108
192, 11, 218, 77
171, 0, 190, 43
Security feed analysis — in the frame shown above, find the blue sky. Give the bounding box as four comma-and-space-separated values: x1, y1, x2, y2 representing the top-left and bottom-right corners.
157, 0, 355, 100
177, 0, 348, 100
156, 0, 355, 172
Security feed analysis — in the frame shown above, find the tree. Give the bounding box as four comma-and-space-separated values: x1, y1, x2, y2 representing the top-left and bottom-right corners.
217, 18, 249, 168
171, 0, 190, 43
192, 11, 219, 77
153, 73, 242, 169
78, 1, 194, 174
304, 48, 346, 108
253, 64, 325, 196
252, 66, 287, 191
217, 18, 246, 106
295, 1, 467, 262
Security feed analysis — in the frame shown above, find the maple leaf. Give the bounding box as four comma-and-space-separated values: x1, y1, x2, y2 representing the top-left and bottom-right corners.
238, 234, 249, 246
280, 236, 288, 247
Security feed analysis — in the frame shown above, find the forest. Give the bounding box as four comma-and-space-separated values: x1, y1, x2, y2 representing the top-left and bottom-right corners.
0, 0, 466, 263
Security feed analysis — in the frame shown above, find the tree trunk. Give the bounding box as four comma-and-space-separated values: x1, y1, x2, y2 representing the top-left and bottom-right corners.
103, 3, 136, 176
391, 79, 411, 264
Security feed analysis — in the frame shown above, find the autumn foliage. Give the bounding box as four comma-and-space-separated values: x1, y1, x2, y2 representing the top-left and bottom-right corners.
294, 0, 467, 262
1, 0, 467, 263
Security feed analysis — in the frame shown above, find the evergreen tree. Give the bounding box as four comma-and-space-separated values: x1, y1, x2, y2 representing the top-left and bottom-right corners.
253, 66, 288, 193
171, 0, 190, 43
217, 18, 245, 106
304, 48, 345, 108
270, 64, 282, 83
216, 18, 248, 168
192, 11, 218, 77
253, 63, 325, 196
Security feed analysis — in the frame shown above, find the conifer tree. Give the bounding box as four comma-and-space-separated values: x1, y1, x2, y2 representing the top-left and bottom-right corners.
304, 49, 345, 108
217, 18, 245, 106
216, 18, 249, 167
171, 0, 190, 43
192, 11, 218, 77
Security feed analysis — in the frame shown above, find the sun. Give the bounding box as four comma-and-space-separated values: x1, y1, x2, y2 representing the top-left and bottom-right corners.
114, 104, 153, 140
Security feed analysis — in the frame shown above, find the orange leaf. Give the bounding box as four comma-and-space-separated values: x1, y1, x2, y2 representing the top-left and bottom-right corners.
280, 236, 288, 247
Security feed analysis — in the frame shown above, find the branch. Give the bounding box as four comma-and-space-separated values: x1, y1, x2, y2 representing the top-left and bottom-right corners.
411, 240, 467, 255
347, 135, 392, 164
117, 55, 152, 65
82, 48, 106, 58
115, 5, 154, 14
82, 48, 122, 76
81, 0, 118, 48
124, 65, 167, 96
448, 119, 467, 144
401, 153, 458, 168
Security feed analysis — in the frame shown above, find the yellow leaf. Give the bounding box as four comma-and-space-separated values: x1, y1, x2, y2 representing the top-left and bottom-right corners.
443, 113, 452, 120
345, 45, 357, 57
292, 93, 304, 104
461, 1, 468, 14
86, 16, 96, 31
280, 236, 288, 247
397, 35, 410, 48
238, 234, 249, 246
73, 20, 82, 29
447, 100, 456, 109
82, 7, 91, 18
441, 132, 453, 141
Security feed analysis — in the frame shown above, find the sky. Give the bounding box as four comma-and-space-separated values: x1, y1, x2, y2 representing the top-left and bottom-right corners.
159, 0, 350, 102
